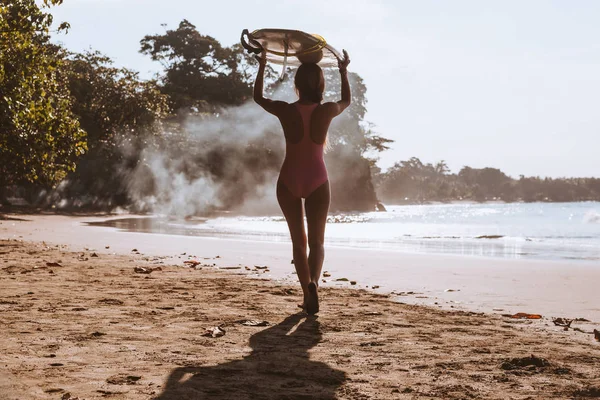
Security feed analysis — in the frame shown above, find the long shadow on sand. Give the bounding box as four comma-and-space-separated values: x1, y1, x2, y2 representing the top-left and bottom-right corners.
154, 313, 346, 400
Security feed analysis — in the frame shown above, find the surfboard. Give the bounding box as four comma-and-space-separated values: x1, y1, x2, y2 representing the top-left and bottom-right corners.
241, 28, 343, 67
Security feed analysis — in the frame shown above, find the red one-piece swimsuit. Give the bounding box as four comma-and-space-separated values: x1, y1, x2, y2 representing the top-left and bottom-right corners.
278, 103, 328, 198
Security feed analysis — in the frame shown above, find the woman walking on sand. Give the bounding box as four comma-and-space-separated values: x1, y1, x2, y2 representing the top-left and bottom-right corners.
254, 49, 351, 315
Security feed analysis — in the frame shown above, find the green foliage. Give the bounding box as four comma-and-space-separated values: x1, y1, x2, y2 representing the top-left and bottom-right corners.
140, 20, 256, 110
325, 71, 393, 156
0, 0, 85, 187
66, 51, 168, 151
58, 50, 169, 205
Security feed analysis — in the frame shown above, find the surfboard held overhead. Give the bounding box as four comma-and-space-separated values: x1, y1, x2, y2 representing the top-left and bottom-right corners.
240, 28, 343, 67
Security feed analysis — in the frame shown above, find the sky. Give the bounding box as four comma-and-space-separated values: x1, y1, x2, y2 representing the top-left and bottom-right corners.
46, 0, 600, 178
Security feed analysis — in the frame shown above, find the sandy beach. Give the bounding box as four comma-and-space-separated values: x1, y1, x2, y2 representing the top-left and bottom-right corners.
1, 214, 599, 399
3, 214, 600, 321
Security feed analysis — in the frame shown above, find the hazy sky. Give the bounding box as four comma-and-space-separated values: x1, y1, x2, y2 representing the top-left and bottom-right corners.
47, 0, 600, 178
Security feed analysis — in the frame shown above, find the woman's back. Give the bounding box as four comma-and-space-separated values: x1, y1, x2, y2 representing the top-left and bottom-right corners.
278, 102, 328, 199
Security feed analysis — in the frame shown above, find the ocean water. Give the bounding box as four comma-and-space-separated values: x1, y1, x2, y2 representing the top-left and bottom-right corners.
93, 202, 600, 263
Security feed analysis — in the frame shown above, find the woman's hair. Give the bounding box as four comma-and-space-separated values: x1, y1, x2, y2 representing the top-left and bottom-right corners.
294, 63, 325, 103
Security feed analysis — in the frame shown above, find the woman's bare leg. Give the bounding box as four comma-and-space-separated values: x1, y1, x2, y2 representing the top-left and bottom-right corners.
276, 180, 309, 297
304, 181, 330, 314
305, 181, 330, 284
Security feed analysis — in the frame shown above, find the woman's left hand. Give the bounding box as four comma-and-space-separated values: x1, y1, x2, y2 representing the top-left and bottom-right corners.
338, 49, 350, 72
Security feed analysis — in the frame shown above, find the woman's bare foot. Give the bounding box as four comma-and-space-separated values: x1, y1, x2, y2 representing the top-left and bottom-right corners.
305, 282, 319, 315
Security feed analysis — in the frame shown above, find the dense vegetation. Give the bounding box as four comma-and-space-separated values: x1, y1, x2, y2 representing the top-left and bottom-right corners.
1, 2, 598, 212
0, 0, 85, 189
0, 2, 389, 212
375, 158, 600, 203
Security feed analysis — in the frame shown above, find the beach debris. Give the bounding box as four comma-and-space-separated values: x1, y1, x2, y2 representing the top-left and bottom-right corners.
444, 289, 460, 292
183, 260, 202, 268
594, 329, 600, 342
476, 235, 504, 239
98, 298, 124, 306
105, 246, 110, 249
393, 291, 416, 296
350, 281, 357, 285
220, 266, 242, 270
61, 394, 82, 400
245, 266, 251, 270
500, 354, 549, 371
91, 252, 98, 257
45, 262, 62, 267
254, 265, 268, 269
215, 255, 221, 258
134, 266, 161, 274
91, 331, 106, 338
509, 313, 542, 320
552, 317, 574, 330
360, 341, 385, 347
323, 272, 331, 277
106, 374, 142, 385
203, 326, 226, 338
335, 278, 349, 282
183, 260, 201, 267
50, 363, 64, 367
238, 320, 269, 327
372, 285, 380, 289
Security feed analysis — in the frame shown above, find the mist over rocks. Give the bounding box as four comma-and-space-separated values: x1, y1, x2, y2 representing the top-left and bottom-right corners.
127, 102, 285, 216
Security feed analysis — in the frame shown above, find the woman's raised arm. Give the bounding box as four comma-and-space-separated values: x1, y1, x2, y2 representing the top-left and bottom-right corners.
337, 50, 351, 110
253, 51, 286, 116
323, 50, 351, 117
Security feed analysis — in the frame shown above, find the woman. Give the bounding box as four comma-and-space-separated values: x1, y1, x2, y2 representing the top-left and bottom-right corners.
254, 50, 351, 315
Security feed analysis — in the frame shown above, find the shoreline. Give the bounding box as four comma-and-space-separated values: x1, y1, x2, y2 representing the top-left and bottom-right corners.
1, 238, 599, 399
2, 213, 600, 323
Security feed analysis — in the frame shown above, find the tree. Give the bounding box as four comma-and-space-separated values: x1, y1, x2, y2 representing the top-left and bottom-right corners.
66, 51, 168, 152
0, 0, 86, 190
140, 20, 256, 111
53, 50, 169, 207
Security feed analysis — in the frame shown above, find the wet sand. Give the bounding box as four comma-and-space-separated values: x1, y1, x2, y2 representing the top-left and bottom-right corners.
1, 238, 599, 399
3, 214, 600, 321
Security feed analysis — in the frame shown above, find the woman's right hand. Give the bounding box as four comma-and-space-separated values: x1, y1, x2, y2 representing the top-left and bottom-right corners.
338, 49, 350, 72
